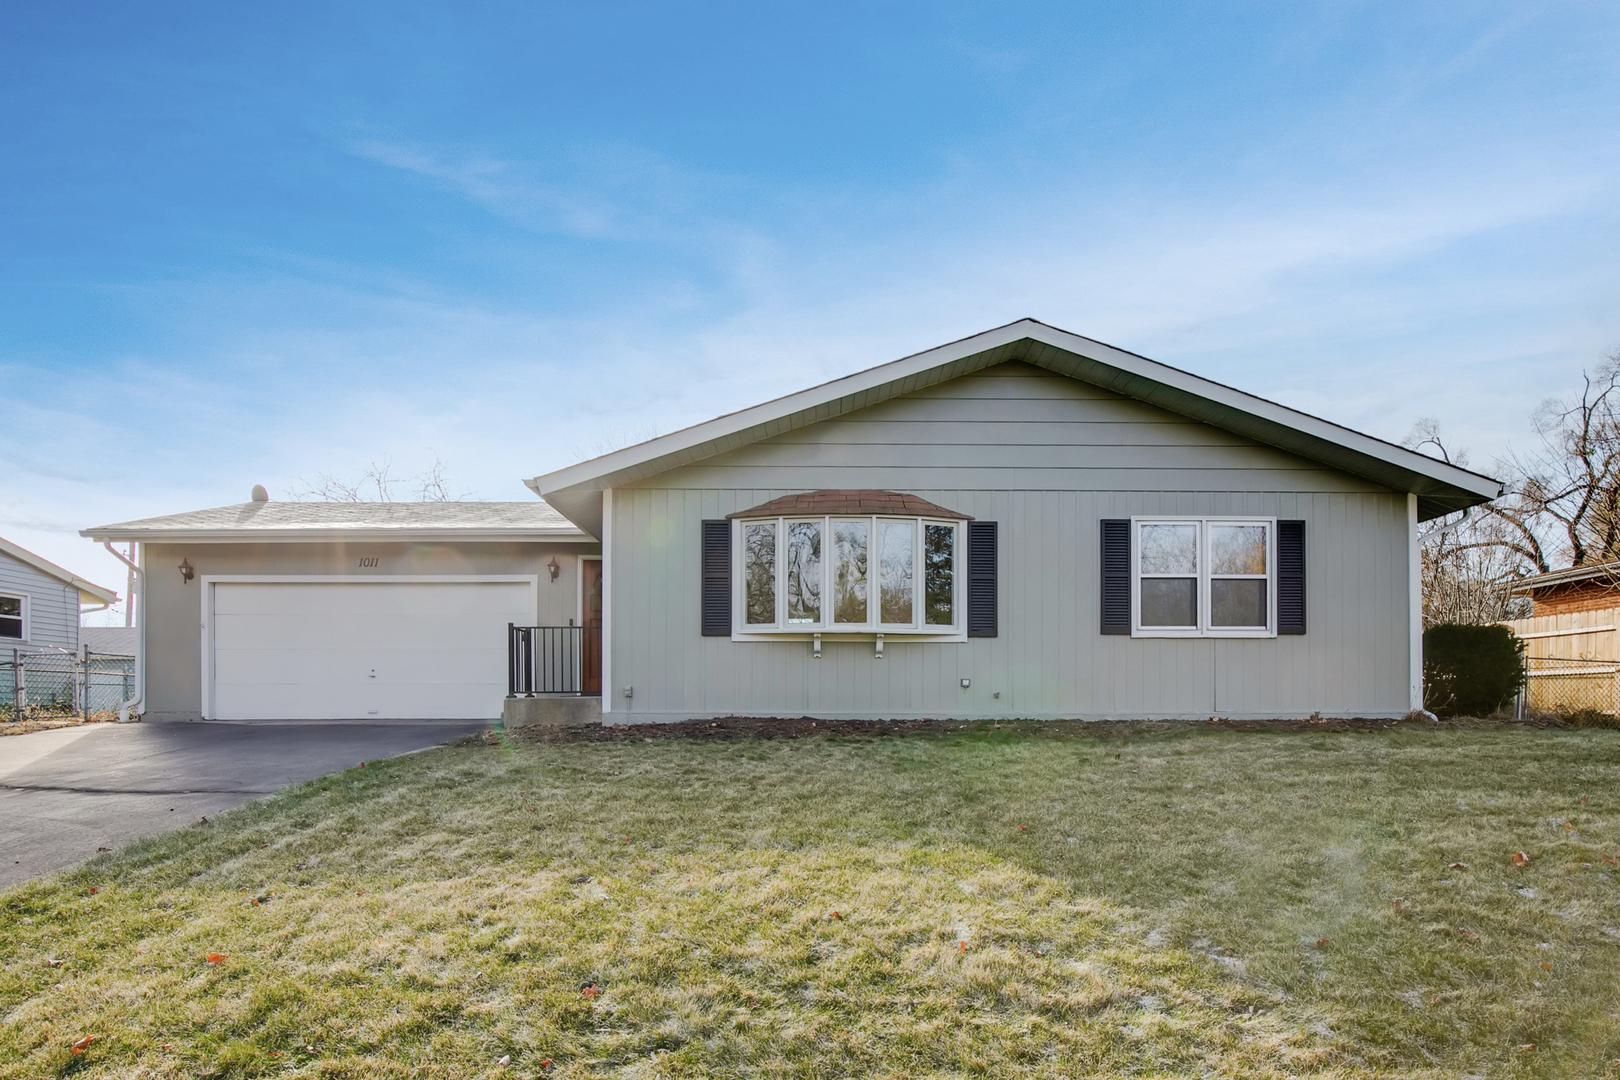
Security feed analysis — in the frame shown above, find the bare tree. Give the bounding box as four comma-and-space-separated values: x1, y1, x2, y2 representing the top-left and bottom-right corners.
287, 453, 471, 502
571, 424, 660, 463
1488, 353, 1620, 571
1405, 421, 1535, 626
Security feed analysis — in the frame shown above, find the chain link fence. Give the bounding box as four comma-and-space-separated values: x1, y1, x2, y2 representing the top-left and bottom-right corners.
1522, 656, 1619, 726
2, 647, 136, 723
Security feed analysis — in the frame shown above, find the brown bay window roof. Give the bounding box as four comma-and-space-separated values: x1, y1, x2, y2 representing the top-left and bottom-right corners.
727, 489, 972, 520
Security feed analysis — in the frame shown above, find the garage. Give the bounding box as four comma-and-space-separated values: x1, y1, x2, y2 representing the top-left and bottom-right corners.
205, 579, 537, 720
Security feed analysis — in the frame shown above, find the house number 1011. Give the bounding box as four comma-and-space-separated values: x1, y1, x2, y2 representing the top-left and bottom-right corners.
358, 557, 380, 568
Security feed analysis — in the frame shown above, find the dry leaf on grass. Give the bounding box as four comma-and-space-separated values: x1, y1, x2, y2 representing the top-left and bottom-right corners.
1512, 851, 1531, 867
70, 1035, 94, 1055
205, 952, 227, 964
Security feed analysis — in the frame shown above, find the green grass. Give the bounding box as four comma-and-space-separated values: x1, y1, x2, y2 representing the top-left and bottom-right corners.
3, 722, 1620, 1078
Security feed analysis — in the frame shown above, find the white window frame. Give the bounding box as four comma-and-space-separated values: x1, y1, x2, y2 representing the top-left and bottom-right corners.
0, 591, 27, 642
731, 515, 965, 641
1131, 517, 1276, 638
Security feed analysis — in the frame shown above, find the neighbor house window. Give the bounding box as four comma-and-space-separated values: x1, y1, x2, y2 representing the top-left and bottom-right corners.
0, 594, 22, 640
1134, 519, 1274, 636
735, 516, 960, 634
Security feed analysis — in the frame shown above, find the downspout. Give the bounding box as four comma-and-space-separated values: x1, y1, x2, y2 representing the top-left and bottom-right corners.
103, 541, 143, 722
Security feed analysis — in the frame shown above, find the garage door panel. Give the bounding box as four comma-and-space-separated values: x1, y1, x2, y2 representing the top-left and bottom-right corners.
210, 581, 532, 720
213, 612, 519, 653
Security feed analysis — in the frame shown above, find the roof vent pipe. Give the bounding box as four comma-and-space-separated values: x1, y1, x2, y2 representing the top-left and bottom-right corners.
250, 485, 269, 503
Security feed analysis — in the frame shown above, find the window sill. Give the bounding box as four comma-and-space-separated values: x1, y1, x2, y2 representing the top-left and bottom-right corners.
732, 628, 967, 643
1130, 628, 1277, 639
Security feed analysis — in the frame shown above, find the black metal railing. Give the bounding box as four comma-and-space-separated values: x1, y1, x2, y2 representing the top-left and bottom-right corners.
508, 624, 602, 697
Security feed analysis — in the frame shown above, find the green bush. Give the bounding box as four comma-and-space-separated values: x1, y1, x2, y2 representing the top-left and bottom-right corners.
1423, 623, 1526, 718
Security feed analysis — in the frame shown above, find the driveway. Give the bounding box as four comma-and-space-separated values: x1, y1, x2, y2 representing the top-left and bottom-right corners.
0, 719, 488, 890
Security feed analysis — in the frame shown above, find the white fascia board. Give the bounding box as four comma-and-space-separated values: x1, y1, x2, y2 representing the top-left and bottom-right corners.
77, 528, 595, 544
0, 534, 120, 604
525, 319, 1501, 514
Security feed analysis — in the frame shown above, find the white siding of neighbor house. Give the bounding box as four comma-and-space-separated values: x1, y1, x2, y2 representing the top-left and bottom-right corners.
0, 551, 81, 653
606, 361, 1413, 721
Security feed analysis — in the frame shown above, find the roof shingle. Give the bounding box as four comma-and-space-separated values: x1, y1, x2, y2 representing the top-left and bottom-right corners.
726, 490, 972, 520
81, 501, 585, 540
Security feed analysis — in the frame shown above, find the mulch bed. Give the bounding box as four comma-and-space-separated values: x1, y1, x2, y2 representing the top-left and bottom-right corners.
498, 712, 1555, 745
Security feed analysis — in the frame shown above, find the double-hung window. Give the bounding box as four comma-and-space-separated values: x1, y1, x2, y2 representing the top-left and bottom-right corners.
736, 515, 962, 636
1133, 518, 1274, 637
0, 594, 23, 640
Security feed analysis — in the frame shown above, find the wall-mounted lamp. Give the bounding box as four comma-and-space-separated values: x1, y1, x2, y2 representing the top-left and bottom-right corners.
178, 557, 194, 584
546, 556, 561, 582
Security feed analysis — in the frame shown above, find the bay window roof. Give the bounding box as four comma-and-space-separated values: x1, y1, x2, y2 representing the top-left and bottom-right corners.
727, 489, 972, 520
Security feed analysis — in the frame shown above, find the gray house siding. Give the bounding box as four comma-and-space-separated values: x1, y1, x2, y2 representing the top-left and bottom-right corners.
139, 540, 599, 720
605, 362, 1412, 721
0, 550, 81, 653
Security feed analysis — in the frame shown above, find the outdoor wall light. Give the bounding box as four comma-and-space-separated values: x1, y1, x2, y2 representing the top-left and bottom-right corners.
546, 556, 561, 582
961, 678, 971, 689
178, 557, 194, 584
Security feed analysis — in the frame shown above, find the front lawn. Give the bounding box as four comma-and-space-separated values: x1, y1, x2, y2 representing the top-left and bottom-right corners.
3, 721, 1618, 1078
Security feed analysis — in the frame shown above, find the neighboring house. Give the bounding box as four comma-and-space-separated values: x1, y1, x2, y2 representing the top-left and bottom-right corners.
0, 534, 119, 653
1510, 562, 1620, 617
84, 320, 1501, 724
80, 626, 138, 656
1505, 564, 1620, 715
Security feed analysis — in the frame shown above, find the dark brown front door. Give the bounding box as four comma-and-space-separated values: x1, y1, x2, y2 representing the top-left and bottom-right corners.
582, 559, 603, 695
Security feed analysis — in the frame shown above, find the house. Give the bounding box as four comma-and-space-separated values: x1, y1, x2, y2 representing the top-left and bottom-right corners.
82, 320, 1501, 724
1510, 562, 1620, 617
0, 534, 119, 653
1504, 562, 1620, 716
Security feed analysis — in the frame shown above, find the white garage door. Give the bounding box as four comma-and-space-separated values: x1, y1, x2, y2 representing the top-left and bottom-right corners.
209, 581, 534, 720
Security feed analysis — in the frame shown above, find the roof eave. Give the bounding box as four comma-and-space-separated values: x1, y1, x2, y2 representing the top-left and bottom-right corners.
0, 535, 119, 603
77, 528, 594, 544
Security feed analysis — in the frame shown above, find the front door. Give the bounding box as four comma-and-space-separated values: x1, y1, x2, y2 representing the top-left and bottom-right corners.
581, 558, 603, 695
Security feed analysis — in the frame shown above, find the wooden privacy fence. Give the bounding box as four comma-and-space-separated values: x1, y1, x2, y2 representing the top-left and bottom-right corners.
1502, 608, 1620, 717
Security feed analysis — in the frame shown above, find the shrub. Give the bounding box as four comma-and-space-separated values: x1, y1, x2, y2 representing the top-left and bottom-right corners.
1423, 623, 1525, 718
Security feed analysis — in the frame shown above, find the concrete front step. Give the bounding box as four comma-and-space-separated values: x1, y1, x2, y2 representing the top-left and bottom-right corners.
502, 695, 602, 728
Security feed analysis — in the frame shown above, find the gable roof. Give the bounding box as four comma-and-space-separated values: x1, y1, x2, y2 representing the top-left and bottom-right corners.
727, 490, 972, 520
0, 534, 119, 606
80, 501, 589, 543
1509, 561, 1620, 595
527, 319, 1502, 536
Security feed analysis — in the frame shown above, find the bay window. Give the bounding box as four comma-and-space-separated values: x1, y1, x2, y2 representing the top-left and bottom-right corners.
735, 515, 961, 636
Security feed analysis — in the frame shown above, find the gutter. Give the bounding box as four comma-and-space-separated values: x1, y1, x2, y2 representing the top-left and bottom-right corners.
102, 541, 143, 723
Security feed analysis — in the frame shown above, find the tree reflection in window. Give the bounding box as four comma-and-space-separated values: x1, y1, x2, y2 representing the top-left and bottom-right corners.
785, 520, 822, 623
880, 520, 914, 624
833, 520, 868, 623
924, 524, 954, 625
744, 522, 776, 624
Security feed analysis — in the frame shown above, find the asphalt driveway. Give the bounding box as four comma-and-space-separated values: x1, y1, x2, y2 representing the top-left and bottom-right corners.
0, 719, 488, 890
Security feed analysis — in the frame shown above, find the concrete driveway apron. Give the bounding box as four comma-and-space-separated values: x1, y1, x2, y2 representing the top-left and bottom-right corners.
0, 719, 487, 890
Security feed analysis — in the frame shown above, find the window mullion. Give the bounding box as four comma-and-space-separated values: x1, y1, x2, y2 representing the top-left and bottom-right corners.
1198, 519, 1209, 635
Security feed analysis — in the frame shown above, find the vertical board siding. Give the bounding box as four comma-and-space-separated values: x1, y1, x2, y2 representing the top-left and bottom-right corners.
0, 553, 81, 652
610, 362, 1411, 720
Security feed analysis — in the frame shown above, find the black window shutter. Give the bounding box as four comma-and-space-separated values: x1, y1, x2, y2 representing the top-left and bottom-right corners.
966, 521, 998, 638
1100, 519, 1131, 635
1277, 519, 1306, 635
701, 520, 731, 636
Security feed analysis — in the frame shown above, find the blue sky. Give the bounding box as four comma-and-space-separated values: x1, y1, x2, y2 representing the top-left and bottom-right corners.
3, 1, 1618, 614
